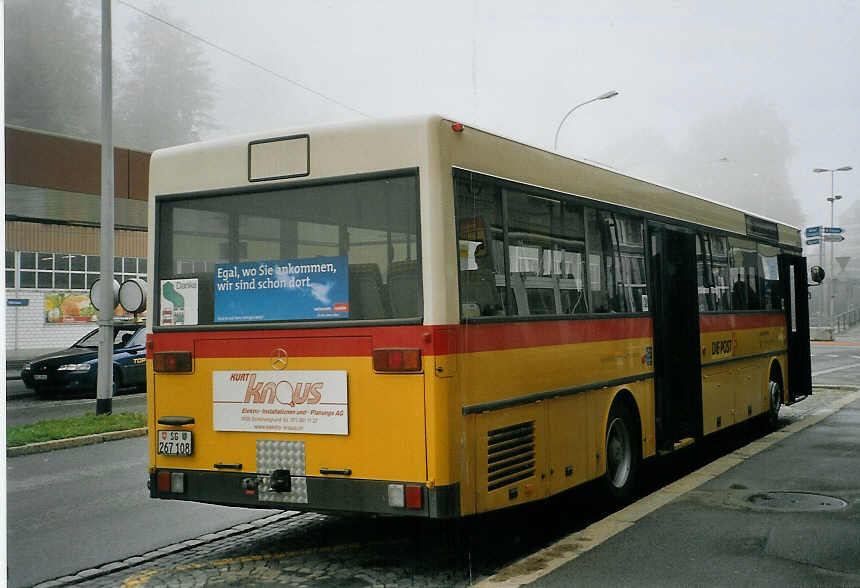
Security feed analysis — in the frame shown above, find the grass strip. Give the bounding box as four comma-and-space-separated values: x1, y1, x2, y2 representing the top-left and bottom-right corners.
7, 412, 147, 447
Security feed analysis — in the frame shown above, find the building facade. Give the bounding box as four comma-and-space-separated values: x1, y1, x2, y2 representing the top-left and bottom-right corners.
5, 126, 150, 351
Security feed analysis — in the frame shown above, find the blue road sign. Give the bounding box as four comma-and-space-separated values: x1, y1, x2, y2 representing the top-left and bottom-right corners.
805, 226, 821, 238
7, 299, 29, 306
806, 238, 821, 245
823, 226, 844, 234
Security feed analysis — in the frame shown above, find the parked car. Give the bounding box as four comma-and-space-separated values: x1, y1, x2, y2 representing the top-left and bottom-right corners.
21, 324, 147, 398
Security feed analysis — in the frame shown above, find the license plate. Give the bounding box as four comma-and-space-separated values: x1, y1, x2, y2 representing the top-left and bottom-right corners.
34, 374, 48, 381
157, 430, 193, 456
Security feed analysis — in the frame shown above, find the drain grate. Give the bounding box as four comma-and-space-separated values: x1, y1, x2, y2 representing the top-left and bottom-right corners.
746, 492, 847, 512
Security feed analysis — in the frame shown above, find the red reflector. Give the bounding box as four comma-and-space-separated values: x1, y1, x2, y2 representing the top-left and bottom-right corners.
405, 485, 423, 509
157, 471, 171, 492
153, 351, 193, 373
372, 349, 422, 373
451, 122, 464, 132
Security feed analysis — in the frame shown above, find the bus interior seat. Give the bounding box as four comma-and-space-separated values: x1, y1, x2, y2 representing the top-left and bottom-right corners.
348, 263, 387, 319
461, 268, 503, 316
387, 260, 420, 317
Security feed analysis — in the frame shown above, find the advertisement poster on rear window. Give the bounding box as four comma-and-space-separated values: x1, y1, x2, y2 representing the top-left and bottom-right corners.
160, 278, 199, 326
214, 256, 349, 322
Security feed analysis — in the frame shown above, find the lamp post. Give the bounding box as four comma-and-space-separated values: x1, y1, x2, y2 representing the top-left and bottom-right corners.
813, 166, 852, 332
553, 90, 619, 151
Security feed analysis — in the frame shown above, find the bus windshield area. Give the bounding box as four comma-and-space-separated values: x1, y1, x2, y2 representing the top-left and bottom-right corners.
156, 171, 420, 326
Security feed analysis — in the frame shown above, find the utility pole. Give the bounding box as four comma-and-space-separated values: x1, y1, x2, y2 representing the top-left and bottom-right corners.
97, 0, 115, 415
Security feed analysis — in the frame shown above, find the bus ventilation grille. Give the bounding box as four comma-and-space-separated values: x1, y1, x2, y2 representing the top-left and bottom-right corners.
487, 421, 536, 492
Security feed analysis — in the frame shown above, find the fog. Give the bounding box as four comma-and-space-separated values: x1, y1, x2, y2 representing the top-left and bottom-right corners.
6, 0, 860, 229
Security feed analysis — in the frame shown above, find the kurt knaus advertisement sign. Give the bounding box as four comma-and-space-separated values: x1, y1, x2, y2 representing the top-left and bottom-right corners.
213, 370, 348, 435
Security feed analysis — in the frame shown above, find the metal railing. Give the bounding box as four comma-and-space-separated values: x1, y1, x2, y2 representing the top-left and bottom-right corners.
834, 307, 860, 333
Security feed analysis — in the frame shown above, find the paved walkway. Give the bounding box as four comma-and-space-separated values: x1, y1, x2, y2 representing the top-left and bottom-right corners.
487, 389, 860, 587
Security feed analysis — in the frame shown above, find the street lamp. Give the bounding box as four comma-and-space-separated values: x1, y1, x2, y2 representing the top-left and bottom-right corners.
813, 166, 852, 332
553, 90, 619, 151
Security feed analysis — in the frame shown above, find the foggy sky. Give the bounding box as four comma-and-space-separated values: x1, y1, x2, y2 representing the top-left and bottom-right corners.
112, 0, 860, 228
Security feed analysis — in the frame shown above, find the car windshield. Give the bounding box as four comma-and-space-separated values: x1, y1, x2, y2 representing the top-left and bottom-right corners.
74, 327, 141, 348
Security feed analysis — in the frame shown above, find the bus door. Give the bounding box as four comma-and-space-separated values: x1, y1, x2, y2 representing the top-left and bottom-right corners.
778, 254, 812, 403
648, 225, 703, 449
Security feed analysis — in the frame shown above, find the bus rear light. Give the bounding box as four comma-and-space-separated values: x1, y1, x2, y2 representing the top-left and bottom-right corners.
372, 348, 421, 373
153, 351, 193, 373
146, 334, 154, 358
387, 483, 423, 509
156, 471, 185, 494
405, 485, 423, 509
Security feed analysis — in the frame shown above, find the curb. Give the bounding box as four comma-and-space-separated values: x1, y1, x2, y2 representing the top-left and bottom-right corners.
7, 428, 148, 457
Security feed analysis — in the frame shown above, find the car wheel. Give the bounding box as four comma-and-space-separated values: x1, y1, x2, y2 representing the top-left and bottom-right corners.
603, 400, 640, 501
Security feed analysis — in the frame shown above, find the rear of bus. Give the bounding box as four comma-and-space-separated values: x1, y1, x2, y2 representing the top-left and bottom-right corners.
147, 117, 457, 517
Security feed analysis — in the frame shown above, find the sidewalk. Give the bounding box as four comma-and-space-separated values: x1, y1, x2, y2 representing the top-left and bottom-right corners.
833, 320, 860, 344
483, 389, 860, 587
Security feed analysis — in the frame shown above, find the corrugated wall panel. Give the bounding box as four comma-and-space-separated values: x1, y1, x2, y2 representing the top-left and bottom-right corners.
5, 221, 146, 257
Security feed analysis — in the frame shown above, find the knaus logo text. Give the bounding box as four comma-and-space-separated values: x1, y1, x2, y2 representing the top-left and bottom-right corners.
231, 373, 323, 407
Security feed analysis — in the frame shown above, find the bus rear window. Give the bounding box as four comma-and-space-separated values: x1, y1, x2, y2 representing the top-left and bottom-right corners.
156, 172, 420, 326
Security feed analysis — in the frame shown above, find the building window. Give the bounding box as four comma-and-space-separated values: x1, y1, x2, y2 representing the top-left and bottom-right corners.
6, 251, 16, 288
7, 251, 148, 290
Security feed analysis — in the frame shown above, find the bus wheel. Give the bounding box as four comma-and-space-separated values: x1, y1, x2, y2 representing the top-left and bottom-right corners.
767, 380, 782, 430
604, 402, 640, 501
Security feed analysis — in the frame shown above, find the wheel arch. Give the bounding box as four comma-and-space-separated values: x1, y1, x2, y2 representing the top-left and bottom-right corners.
767, 357, 785, 403
602, 388, 644, 462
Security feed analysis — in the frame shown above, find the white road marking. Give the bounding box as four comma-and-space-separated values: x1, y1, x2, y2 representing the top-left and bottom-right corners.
812, 362, 860, 377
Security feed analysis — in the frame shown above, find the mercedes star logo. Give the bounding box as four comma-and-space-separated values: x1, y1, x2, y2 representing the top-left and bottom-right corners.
271, 348, 289, 370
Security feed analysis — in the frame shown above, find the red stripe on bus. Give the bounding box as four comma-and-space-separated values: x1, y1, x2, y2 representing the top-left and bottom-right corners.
151, 318, 653, 358
454, 318, 653, 353
151, 314, 782, 359
699, 313, 786, 332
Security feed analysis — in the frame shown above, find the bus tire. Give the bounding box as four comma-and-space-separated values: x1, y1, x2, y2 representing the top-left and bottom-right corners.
766, 379, 782, 430
603, 400, 640, 501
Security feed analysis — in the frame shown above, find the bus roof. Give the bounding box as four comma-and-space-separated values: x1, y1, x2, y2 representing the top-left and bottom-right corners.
149, 114, 801, 249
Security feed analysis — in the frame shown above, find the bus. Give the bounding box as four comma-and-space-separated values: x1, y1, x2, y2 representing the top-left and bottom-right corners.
147, 115, 814, 517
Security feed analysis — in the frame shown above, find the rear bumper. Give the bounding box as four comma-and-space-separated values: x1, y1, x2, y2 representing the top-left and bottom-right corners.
149, 469, 460, 519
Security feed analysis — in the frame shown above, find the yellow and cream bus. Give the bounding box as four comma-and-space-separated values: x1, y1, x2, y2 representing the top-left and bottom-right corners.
147, 115, 813, 517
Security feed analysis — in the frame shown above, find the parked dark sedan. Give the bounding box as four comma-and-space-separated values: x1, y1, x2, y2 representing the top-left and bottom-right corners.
21, 324, 147, 398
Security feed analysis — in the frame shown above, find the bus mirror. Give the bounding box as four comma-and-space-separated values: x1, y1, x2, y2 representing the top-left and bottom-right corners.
810, 266, 825, 284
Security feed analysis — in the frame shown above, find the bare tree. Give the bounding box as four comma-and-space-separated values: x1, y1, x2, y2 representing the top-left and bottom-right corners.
599, 100, 805, 227
4, 0, 100, 138
670, 100, 804, 227
115, 3, 216, 150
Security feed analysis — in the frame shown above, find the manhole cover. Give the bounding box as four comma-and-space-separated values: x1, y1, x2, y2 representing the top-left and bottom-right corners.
746, 492, 847, 512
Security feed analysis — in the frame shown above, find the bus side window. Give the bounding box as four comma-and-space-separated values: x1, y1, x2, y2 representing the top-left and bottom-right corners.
758, 243, 782, 311
729, 237, 759, 311
589, 209, 645, 313
707, 233, 731, 311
